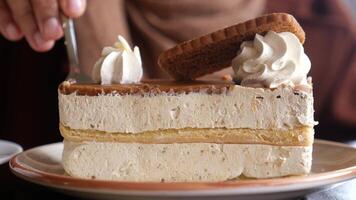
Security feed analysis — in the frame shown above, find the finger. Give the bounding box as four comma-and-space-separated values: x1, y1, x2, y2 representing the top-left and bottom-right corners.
7, 0, 54, 51
33, 31, 55, 52
31, 0, 63, 41
59, 0, 86, 18
0, 0, 23, 40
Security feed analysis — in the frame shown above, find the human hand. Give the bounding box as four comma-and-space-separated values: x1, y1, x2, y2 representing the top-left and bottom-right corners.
0, 0, 86, 52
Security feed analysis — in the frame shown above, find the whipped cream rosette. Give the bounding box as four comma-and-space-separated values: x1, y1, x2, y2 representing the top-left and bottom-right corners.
92, 36, 143, 84
232, 31, 311, 88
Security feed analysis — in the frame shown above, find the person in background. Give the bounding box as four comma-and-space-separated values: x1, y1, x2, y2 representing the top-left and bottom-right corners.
0, 0, 355, 147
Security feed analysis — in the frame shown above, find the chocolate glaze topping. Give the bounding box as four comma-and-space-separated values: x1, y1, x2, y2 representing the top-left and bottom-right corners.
59, 79, 235, 96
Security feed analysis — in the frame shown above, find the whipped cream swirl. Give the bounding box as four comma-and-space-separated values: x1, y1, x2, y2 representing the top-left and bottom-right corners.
232, 31, 311, 88
92, 36, 143, 84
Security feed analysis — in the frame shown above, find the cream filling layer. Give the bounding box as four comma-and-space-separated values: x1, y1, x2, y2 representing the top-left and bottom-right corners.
60, 124, 314, 146
58, 85, 316, 134
62, 140, 312, 181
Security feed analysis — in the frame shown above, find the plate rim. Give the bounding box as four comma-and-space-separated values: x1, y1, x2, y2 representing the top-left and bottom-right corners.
9, 139, 356, 194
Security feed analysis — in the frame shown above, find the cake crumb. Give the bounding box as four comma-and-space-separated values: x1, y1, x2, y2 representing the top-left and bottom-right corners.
221, 74, 233, 81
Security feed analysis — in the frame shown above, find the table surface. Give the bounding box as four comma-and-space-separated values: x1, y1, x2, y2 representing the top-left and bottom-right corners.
2, 141, 356, 200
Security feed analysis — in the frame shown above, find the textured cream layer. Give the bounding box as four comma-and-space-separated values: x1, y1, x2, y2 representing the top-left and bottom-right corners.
60, 124, 314, 146
58, 85, 315, 133
62, 140, 312, 181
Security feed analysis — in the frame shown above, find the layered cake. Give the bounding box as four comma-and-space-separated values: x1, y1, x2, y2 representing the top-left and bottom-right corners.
59, 13, 317, 182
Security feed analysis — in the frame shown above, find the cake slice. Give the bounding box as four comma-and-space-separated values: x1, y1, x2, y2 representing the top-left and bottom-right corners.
58, 13, 316, 182
59, 80, 315, 181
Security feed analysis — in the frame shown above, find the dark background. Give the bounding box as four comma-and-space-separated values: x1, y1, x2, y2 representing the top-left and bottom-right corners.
0, 0, 355, 199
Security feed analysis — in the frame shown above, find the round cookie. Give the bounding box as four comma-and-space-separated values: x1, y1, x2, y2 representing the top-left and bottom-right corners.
158, 13, 305, 80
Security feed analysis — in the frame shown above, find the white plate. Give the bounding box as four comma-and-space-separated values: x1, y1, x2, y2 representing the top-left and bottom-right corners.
0, 140, 22, 165
10, 139, 356, 200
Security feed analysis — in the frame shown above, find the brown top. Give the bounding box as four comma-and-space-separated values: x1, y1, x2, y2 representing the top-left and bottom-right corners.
58, 80, 235, 96
158, 13, 305, 80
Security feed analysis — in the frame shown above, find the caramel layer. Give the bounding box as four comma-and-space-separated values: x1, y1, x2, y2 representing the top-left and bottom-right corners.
60, 125, 314, 146
58, 80, 234, 96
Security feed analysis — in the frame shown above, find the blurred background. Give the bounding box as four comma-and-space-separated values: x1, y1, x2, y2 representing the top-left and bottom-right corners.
0, 0, 355, 199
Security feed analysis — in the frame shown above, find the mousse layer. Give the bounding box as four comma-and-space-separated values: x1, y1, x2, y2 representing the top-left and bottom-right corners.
62, 140, 312, 182
59, 82, 315, 133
